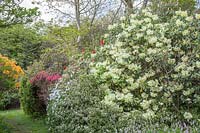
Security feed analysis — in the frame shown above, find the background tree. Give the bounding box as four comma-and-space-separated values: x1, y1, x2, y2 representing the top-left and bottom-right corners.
0, 0, 39, 27
0, 24, 42, 69
150, 0, 196, 20
121, 0, 134, 14
45, 0, 123, 49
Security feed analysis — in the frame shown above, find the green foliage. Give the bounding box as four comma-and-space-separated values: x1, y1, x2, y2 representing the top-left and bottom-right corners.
0, 24, 42, 69
47, 75, 106, 133
0, 110, 48, 133
20, 76, 46, 118
150, 0, 196, 20
0, 89, 19, 110
25, 25, 76, 78
25, 47, 68, 78
47, 75, 200, 132
91, 10, 200, 125
0, 0, 39, 27
0, 116, 11, 133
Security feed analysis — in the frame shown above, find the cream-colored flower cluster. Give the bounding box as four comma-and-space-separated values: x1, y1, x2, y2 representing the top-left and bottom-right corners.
91, 10, 200, 120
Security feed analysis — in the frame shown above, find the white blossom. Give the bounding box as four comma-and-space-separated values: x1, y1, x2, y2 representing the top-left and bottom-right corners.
148, 37, 157, 44
184, 112, 193, 119
195, 14, 200, 19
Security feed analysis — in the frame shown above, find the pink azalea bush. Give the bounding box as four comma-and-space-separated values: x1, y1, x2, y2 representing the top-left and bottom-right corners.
20, 71, 61, 117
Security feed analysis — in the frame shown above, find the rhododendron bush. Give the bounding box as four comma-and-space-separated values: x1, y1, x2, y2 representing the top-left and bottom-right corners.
20, 71, 61, 117
0, 54, 24, 90
91, 10, 200, 125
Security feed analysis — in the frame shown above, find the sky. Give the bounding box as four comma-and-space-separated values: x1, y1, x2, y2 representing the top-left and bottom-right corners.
20, 0, 143, 24
20, 0, 54, 22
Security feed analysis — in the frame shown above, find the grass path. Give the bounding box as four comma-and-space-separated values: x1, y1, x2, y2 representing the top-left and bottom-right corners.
0, 109, 48, 133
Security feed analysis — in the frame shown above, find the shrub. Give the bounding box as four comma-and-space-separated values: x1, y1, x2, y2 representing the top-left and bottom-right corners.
25, 47, 69, 79
0, 25, 42, 69
150, 0, 196, 21
47, 75, 200, 133
0, 55, 23, 111
20, 71, 61, 118
0, 54, 24, 90
0, 89, 19, 110
47, 75, 108, 133
91, 10, 200, 127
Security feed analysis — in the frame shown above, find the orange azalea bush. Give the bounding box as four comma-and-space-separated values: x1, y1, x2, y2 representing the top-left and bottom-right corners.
0, 54, 24, 89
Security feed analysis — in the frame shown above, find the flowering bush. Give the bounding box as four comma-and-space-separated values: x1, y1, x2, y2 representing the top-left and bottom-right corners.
30, 71, 61, 85
47, 76, 105, 132
20, 71, 61, 117
0, 54, 24, 90
48, 75, 139, 132
91, 10, 200, 127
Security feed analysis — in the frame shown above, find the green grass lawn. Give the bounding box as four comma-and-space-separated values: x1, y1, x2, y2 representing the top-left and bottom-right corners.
0, 109, 48, 133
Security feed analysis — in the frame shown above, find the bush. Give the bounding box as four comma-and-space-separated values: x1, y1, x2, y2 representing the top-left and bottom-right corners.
91, 10, 200, 127
0, 24, 42, 69
20, 76, 43, 117
0, 55, 23, 111
150, 0, 196, 21
25, 45, 69, 78
47, 75, 200, 133
20, 71, 61, 118
0, 89, 19, 110
0, 54, 24, 90
47, 75, 108, 133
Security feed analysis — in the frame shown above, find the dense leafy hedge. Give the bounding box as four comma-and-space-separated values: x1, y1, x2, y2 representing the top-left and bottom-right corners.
20, 76, 45, 118
91, 10, 200, 123
47, 75, 138, 132
47, 75, 104, 132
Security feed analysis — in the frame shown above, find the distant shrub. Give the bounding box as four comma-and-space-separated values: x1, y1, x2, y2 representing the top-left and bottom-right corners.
0, 55, 23, 111
0, 54, 24, 90
20, 71, 61, 118
0, 90, 19, 110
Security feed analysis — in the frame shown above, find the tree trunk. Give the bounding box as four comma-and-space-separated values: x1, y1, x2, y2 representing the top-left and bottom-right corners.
142, 0, 148, 8
122, 0, 134, 14
75, 0, 82, 49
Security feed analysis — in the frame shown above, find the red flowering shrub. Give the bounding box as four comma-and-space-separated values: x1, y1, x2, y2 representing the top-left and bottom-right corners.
20, 71, 61, 117
30, 71, 61, 86
30, 71, 61, 105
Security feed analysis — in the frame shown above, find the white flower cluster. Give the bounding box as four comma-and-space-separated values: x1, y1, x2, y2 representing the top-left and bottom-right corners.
91, 10, 200, 119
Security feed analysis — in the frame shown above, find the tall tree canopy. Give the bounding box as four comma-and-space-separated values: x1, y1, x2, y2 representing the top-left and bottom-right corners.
0, 0, 39, 27
0, 24, 42, 69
